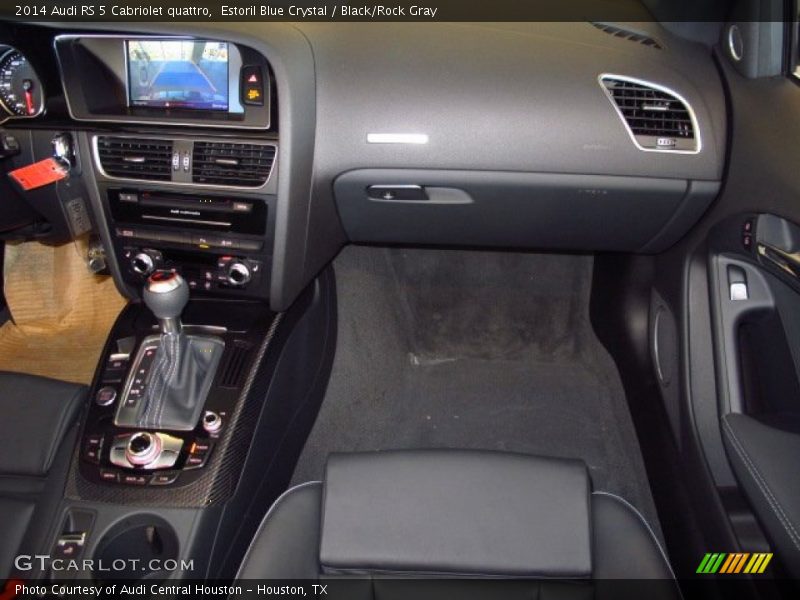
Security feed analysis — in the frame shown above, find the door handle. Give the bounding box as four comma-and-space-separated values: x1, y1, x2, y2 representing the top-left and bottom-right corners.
757, 242, 800, 280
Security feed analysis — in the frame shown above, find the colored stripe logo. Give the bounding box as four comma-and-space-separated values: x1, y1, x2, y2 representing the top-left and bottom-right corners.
696, 552, 773, 574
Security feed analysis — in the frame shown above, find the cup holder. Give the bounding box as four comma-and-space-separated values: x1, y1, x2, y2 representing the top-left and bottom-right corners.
92, 514, 179, 583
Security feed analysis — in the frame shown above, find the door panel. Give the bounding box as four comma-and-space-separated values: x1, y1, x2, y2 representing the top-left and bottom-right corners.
709, 213, 800, 577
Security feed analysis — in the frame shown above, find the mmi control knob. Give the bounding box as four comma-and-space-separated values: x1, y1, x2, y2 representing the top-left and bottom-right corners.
125, 432, 161, 466
227, 261, 252, 286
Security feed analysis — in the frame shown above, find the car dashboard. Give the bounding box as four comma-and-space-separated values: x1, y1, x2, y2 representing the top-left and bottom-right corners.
0, 20, 726, 313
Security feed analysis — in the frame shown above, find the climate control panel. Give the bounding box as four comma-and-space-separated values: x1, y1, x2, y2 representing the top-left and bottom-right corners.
121, 246, 263, 293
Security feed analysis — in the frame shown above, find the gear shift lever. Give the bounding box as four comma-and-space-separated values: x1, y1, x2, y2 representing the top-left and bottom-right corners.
113, 270, 224, 431
143, 271, 189, 335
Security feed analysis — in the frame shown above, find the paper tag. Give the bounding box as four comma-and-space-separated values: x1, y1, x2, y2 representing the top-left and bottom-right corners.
8, 157, 68, 191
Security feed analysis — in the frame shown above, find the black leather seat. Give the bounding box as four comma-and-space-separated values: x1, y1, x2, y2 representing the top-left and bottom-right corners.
238, 450, 678, 597
0, 371, 86, 580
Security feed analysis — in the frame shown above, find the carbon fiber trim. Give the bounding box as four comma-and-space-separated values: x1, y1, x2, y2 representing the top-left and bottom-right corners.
65, 313, 283, 507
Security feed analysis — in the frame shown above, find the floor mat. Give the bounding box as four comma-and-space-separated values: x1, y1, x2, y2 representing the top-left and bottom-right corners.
291, 245, 663, 536
0, 238, 127, 384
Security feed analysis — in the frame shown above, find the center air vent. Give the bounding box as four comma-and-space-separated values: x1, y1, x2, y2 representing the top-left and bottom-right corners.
600, 75, 699, 153
96, 137, 173, 181
192, 142, 276, 187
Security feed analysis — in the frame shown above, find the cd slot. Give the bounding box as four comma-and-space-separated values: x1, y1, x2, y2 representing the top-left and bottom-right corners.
142, 215, 232, 228
109, 189, 267, 236
138, 194, 253, 215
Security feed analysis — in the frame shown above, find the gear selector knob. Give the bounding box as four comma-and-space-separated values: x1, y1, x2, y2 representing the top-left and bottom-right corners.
143, 270, 189, 335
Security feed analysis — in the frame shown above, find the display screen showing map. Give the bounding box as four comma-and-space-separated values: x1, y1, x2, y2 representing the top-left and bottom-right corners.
127, 40, 229, 111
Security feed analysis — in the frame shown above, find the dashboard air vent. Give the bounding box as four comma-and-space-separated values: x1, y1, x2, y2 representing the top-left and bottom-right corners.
96, 137, 173, 181
600, 76, 699, 153
192, 142, 276, 187
591, 23, 662, 49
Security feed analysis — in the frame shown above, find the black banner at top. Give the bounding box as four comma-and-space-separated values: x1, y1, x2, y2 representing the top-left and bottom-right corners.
0, 0, 790, 23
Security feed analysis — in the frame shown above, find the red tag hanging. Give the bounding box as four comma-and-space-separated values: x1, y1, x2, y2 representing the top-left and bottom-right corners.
8, 157, 68, 191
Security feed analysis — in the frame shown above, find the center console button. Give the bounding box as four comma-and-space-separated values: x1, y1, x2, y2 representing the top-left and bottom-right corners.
241, 65, 264, 106
150, 471, 179, 486
103, 354, 128, 383
122, 473, 150, 486
193, 234, 221, 248
83, 434, 103, 464
95, 386, 117, 407
105, 356, 129, 372
116, 227, 138, 239
184, 439, 214, 470
99, 469, 119, 483
119, 192, 139, 203
83, 445, 100, 463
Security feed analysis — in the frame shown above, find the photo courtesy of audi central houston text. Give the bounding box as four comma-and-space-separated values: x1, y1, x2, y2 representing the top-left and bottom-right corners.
0, 0, 798, 598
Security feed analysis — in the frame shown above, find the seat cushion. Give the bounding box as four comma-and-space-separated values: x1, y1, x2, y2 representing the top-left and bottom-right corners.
320, 450, 591, 578
0, 371, 86, 476
238, 450, 675, 585
238, 481, 322, 580
0, 497, 36, 580
591, 492, 675, 579
0, 371, 86, 580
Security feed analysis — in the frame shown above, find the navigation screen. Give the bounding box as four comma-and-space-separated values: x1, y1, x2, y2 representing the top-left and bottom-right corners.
127, 40, 229, 111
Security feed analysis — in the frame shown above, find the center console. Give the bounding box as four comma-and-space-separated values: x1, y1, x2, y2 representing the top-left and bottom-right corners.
65, 36, 282, 498
50, 268, 335, 581
15, 31, 336, 583
78, 292, 274, 492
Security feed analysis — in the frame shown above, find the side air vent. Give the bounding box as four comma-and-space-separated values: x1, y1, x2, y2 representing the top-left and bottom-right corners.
591, 23, 662, 49
600, 75, 699, 153
96, 137, 173, 181
192, 142, 276, 187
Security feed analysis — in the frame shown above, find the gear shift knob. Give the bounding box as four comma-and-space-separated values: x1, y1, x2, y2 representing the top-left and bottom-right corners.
143, 270, 189, 335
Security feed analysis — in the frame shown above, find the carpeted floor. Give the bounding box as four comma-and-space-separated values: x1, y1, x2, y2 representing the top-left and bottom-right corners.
291, 245, 662, 536
0, 238, 127, 384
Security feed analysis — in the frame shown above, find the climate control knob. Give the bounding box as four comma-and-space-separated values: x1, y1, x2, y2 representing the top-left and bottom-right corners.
131, 252, 156, 276
227, 261, 251, 286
